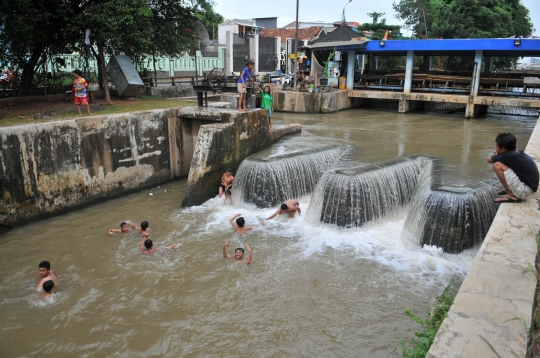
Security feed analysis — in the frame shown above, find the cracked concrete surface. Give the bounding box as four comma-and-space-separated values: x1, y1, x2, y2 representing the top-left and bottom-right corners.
427, 117, 540, 358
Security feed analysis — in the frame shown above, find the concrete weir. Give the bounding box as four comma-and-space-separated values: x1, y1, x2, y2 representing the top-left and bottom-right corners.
274, 90, 365, 114
427, 117, 540, 357
0, 107, 300, 228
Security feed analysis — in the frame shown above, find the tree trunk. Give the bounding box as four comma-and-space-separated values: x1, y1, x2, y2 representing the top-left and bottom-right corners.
21, 46, 44, 89
97, 41, 112, 105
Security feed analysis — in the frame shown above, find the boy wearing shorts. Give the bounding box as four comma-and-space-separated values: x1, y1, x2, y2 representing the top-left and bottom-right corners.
487, 132, 539, 203
73, 69, 91, 115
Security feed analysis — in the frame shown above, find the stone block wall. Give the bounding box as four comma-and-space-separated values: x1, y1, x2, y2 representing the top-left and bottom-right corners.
182, 109, 277, 207
274, 90, 365, 113
0, 106, 300, 228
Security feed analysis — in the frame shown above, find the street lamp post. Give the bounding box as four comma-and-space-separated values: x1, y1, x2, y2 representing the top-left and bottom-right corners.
293, 0, 299, 89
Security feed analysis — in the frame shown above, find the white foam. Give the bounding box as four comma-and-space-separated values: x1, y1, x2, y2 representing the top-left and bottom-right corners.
187, 195, 477, 281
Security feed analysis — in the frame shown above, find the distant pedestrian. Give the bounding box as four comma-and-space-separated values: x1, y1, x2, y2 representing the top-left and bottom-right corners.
261, 85, 273, 131
73, 69, 91, 115
237, 60, 255, 112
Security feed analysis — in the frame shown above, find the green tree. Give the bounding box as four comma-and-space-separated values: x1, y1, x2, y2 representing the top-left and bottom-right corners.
0, 0, 208, 102
367, 11, 386, 24
393, 0, 533, 39
392, 0, 534, 70
196, 0, 224, 40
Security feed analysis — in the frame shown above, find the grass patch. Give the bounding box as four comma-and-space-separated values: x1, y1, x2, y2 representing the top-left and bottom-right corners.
526, 234, 540, 358
400, 279, 456, 358
0, 95, 194, 127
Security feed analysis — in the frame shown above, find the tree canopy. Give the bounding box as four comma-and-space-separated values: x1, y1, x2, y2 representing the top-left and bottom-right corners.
392, 0, 534, 39
0, 0, 223, 89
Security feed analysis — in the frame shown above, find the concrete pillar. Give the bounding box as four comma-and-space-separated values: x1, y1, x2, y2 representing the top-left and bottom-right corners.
359, 55, 365, 74
404, 51, 414, 94
195, 50, 202, 76
168, 116, 182, 179
252, 34, 259, 75
374, 56, 378, 70
465, 50, 484, 118
276, 37, 282, 71
346, 51, 355, 90
399, 98, 424, 113
247, 94, 256, 109
484, 56, 492, 73
472, 50, 483, 97
286, 38, 292, 73
225, 31, 234, 74
428, 56, 432, 70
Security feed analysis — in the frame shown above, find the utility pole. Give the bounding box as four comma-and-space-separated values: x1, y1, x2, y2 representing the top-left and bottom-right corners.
293, 0, 299, 89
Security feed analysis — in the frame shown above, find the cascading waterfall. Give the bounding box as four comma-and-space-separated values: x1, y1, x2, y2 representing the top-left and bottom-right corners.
232, 145, 351, 208
402, 178, 500, 253
305, 156, 432, 227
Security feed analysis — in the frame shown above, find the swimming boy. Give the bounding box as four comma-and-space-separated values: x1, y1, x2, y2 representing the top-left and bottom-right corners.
108, 222, 131, 236
230, 213, 254, 235
40, 280, 55, 299
266, 199, 302, 220
37, 261, 56, 291
223, 243, 252, 265
130, 221, 151, 238
487, 132, 539, 203
139, 237, 181, 255
224, 189, 233, 205
73, 69, 91, 115
219, 168, 234, 198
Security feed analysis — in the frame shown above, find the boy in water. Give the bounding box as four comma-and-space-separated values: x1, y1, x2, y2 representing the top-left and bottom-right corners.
219, 168, 234, 198
487, 132, 539, 203
108, 222, 131, 236
37, 261, 56, 291
139, 237, 181, 255
40, 280, 55, 299
73, 69, 91, 115
229, 213, 254, 235
223, 243, 252, 265
130, 221, 151, 238
224, 189, 233, 205
266, 199, 302, 220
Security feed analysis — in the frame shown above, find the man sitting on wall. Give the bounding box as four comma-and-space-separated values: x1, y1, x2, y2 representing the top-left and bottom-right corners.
487, 132, 539, 203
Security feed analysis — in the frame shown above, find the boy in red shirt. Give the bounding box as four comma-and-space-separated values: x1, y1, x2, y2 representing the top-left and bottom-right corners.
73, 69, 91, 115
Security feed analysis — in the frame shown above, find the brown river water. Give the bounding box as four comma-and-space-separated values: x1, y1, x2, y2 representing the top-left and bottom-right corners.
0, 108, 536, 357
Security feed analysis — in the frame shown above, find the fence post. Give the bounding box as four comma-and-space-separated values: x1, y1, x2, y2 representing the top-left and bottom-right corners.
276, 37, 281, 71
253, 34, 259, 75
226, 31, 233, 75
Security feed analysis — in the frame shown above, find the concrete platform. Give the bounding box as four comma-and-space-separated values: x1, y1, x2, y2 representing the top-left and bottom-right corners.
427, 117, 540, 358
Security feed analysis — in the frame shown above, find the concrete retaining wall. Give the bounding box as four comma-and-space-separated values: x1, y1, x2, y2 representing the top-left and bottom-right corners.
274, 90, 365, 113
0, 106, 300, 228
146, 84, 194, 98
427, 117, 540, 357
181, 109, 301, 206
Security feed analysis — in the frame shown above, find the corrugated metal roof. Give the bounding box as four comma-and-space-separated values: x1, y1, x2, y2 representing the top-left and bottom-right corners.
310, 25, 363, 44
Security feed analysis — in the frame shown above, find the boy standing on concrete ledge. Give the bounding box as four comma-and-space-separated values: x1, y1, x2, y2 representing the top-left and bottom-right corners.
487, 132, 539, 203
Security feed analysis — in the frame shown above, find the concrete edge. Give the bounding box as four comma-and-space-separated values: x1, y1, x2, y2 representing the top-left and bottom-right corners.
427, 117, 540, 358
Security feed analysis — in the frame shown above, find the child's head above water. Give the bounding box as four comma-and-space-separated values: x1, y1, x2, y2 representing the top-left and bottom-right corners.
42, 280, 54, 293
225, 189, 231, 197
141, 221, 149, 231
235, 217, 245, 227
144, 239, 153, 249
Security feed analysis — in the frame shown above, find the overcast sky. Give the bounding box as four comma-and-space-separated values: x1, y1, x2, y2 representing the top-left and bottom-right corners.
213, 0, 540, 37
